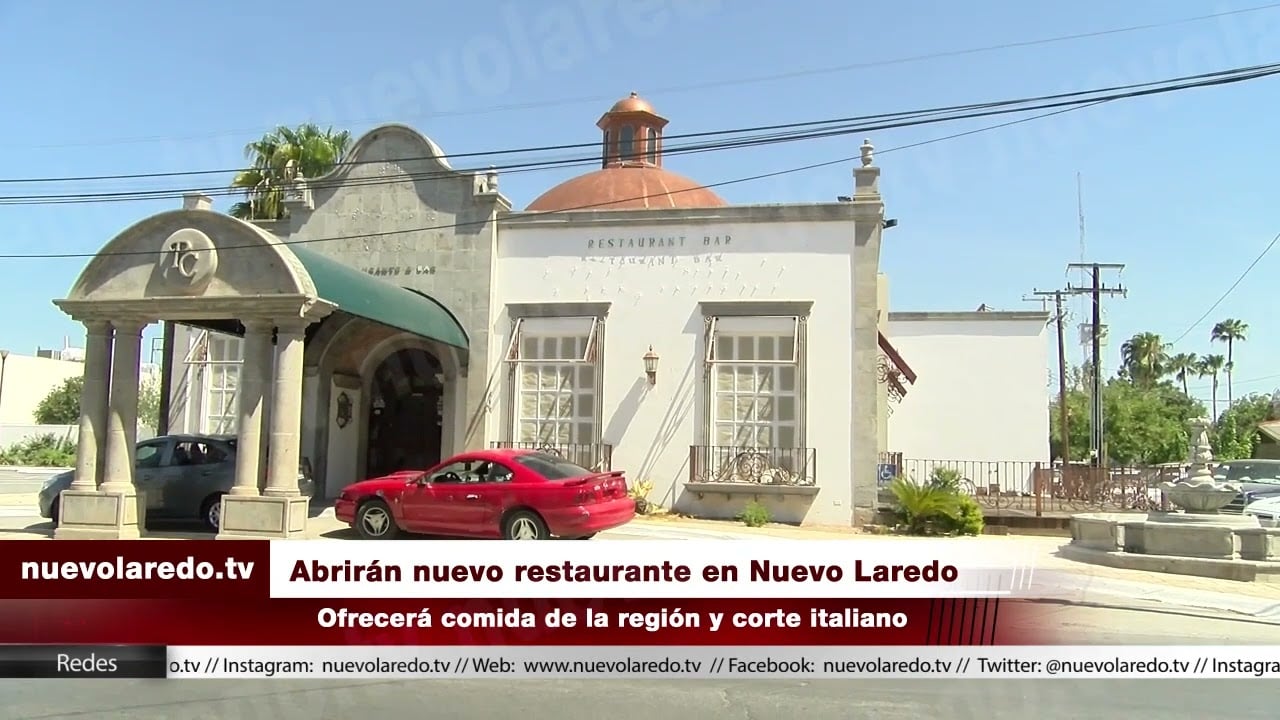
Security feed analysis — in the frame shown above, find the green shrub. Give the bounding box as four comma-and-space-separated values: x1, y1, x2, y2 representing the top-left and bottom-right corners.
0, 434, 76, 467
737, 500, 770, 528
929, 466, 964, 493
889, 474, 984, 537
938, 494, 985, 536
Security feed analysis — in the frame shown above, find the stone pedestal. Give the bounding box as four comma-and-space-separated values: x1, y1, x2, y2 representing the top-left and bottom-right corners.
215, 495, 310, 540
53, 489, 145, 540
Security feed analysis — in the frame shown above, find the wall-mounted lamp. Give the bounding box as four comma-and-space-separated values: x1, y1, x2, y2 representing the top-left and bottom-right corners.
642, 346, 659, 385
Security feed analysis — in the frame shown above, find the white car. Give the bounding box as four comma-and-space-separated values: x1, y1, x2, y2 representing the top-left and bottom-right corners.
1242, 495, 1280, 527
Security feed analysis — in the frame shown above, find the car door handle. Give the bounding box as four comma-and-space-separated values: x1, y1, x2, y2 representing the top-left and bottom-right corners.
465, 494, 480, 501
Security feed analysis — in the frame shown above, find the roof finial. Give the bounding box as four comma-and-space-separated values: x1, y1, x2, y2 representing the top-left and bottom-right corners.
630, 91, 639, 98
860, 138, 875, 167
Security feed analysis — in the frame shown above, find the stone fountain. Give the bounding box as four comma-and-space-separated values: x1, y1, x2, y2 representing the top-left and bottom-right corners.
1065, 418, 1280, 582
1156, 417, 1250, 520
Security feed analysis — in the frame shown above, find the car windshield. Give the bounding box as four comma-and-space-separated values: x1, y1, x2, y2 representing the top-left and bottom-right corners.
512, 453, 593, 480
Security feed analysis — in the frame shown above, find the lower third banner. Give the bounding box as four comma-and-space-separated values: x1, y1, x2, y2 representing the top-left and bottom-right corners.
162, 646, 1280, 679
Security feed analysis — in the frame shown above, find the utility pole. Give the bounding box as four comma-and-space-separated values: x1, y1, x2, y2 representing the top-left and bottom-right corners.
1065, 263, 1126, 468
1032, 290, 1071, 466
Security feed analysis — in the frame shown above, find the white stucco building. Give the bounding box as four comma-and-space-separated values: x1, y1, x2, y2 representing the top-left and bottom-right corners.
49, 92, 901, 539
882, 310, 1051, 495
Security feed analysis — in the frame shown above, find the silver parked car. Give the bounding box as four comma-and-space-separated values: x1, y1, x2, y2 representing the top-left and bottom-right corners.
37, 433, 315, 531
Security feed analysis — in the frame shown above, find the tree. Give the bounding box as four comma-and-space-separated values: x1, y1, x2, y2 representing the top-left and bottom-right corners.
1212, 393, 1273, 460
1102, 380, 1205, 465
137, 377, 161, 432
1211, 318, 1248, 405
1198, 354, 1227, 419
229, 124, 352, 220
1120, 332, 1169, 387
34, 376, 84, 425
1168, 352, 1199, 396
1049, 369, 1207, 465
32, 374, 160, 431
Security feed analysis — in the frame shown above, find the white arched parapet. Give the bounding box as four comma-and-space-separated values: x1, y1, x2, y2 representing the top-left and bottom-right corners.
54, 208, 334, 324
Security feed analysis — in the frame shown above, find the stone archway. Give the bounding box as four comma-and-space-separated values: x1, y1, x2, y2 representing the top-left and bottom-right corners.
50, 195, 470, 539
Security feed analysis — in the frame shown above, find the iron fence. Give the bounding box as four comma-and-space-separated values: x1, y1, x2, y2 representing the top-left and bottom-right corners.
688, 445, 818, 487
488, 441, 613, 472
878, 453, 1179, 515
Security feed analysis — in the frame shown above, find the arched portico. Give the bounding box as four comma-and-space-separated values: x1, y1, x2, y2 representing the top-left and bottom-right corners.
52, 194, 469, 540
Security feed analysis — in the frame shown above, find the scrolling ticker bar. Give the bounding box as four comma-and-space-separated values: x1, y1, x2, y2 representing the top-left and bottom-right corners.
0, 645, 167, 679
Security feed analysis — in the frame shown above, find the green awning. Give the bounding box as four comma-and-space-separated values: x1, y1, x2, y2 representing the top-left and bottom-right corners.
289, 245, 469, 350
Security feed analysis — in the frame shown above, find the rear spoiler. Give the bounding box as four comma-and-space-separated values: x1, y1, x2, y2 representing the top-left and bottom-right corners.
563, 470, 626, 486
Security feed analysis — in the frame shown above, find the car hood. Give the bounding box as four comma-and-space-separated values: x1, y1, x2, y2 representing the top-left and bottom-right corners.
43, 470, 74, 488
1245, 495, 1280, 513
340, 471, 425, 495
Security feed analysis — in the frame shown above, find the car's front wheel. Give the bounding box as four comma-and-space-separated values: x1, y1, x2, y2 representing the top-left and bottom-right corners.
356, 500, 401, 539
503, 510, 549, 540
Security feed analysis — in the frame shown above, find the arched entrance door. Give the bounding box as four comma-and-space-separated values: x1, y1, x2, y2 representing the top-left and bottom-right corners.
366, 348, 444, 478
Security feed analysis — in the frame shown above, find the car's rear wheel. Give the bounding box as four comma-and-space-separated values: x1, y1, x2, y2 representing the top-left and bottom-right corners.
503, 510, 549, 540
356, 500, 401, 539
200, 494, 224, 533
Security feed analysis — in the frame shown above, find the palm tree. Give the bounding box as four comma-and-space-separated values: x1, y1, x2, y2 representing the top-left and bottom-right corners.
229, 124, 352, 220
1169, 352, 1199, 396
1211, 318, 1248, 405
1198, 354, 1227, 419
1120, 332, 1169, 387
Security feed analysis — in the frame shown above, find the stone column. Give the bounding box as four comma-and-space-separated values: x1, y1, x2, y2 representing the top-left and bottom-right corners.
100, 320, 145, 494
264, 321, 306, 497
70, 320, 114, 491
230, 320, 274, 496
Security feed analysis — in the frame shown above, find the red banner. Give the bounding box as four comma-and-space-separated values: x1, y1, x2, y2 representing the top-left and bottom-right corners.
3, 540, 268, 599
0, 597, 1051, 645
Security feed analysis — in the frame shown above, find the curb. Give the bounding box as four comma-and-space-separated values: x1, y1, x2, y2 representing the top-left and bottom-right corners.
1033, 568, 1280, 622
0, 466, 68, 476
1059, 543, 1280, 583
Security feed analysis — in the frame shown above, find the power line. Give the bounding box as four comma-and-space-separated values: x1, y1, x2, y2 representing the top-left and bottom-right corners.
12, 3, 1279, 151
0, 101, 1097, 260
1167, 231, 1280, 346
3, 61, 1275, 207
5, 58, 1278, 189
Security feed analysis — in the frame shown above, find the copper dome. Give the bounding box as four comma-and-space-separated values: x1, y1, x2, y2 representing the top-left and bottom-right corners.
524, 92, 726, 212
525, 166, 726, 212
609, 91, 655, 115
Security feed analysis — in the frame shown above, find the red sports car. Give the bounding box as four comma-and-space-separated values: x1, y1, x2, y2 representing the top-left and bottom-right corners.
334, 449, 636, 540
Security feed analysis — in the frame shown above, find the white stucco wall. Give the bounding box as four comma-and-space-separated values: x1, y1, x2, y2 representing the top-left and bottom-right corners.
0, 353, 85, 425
491, 214, 857, 525
886, 312, 1050, 463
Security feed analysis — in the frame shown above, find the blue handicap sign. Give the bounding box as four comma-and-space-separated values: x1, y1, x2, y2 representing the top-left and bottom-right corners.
876, 464, 897, 487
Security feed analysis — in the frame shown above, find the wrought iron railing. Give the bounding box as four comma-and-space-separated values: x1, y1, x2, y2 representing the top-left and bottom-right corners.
878, 453, 1176, 514
489, 441, 613, 472
688, 446, 817, 487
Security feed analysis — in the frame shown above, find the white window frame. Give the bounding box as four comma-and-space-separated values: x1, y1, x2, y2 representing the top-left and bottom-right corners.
705, 316, 802, 451
504, 315, 603, 447
503, 316, 600, 364
201, 332, 243, 435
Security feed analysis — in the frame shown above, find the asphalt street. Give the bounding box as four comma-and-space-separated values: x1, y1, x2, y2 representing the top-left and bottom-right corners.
0, 468, 52, 496
0, 604, 1275, 719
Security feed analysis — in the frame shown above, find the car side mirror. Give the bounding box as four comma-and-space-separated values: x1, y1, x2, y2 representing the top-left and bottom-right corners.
416, 474, 432, 486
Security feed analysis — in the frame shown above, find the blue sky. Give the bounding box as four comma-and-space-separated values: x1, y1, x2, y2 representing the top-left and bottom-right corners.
2, 0, 1279, 407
